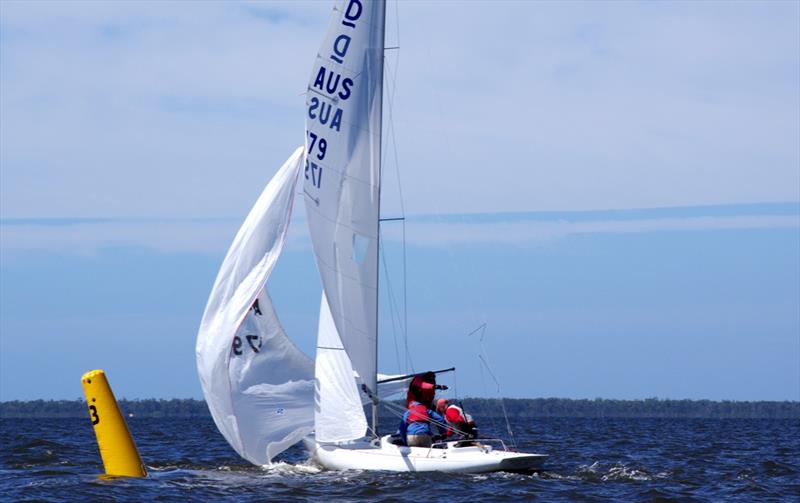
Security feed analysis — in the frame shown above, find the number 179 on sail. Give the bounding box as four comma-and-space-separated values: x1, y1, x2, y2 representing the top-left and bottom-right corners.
305, 159, 323, 189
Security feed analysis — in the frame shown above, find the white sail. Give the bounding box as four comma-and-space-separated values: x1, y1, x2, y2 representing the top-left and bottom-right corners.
373, 375, 414, 403
314, 292, 368, 442
315, 290, 413, 442
196, 147, 314, 465
304, 0, 386, 398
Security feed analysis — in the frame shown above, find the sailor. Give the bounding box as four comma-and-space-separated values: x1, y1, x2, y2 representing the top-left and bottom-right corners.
406, 371, 435, 407
406, 371, 448, 408
401, 399, 445, 448
436, 398, 477, 439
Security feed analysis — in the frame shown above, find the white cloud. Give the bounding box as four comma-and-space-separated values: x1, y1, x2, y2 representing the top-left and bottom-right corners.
383, 1, 800, 213
1, 1, 325, 219
1, 1, 798, 221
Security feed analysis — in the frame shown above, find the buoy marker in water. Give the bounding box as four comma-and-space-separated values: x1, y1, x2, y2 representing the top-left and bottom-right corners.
81, 369, 147, 478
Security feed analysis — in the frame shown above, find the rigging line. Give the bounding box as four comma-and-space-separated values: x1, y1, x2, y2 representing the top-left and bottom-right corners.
382, 35, 411, 374
466, 323, 488, 338
387, 63, 410, 374
474, 324, 517, 448
472, 324, 503, 443
383, 45, 405, 218
377, 231, 404, 334
402, 220, 410, 372
379, 230, 403, 374
477, 354, 499, 441
454, 368, 458, 400
478, 354, 517, 450
393, 0, 401, 58
379, 232, 408, 374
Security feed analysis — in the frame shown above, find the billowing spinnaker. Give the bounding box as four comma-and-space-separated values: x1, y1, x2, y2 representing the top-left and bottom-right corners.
196, 147, 313, 465
304, 0, 385, 398
314, 292, 368, 442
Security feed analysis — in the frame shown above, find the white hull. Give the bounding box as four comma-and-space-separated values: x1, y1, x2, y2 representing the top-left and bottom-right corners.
303, 435, 547, 473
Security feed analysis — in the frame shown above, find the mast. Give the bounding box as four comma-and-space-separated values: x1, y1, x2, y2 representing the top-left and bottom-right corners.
372, 0, 387, 439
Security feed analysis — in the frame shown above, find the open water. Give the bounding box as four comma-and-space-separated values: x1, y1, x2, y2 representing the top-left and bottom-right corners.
1, 416, 798, 501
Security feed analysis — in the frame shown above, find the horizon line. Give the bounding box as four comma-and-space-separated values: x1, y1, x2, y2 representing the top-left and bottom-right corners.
2, 201, 798, 227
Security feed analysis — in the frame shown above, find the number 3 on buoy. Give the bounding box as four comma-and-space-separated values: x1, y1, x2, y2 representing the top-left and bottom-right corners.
81, 369, 147, 478
88, 404, 100, 425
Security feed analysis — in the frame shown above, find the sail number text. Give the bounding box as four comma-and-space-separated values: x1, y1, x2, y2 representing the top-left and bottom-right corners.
305, 131, 325, 190
305, 160, 323, 189
232, 335, 262, 356
307, 131, 327, 160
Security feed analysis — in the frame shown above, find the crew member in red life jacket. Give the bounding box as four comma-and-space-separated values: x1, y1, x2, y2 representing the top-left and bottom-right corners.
406, 371, 435, 408
400, 399, 445, 448
436, 398, 478, 439
406, 371, 448, 408
398, 371, 449, 447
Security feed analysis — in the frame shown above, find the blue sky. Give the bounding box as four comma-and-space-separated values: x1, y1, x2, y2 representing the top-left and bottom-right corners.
1, 1, 798, 401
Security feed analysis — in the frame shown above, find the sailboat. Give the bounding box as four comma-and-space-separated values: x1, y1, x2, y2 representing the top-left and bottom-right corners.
196, 0, 546, 473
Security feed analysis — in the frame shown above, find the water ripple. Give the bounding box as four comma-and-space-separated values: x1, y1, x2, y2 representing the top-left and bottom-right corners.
1, 417, 798, 501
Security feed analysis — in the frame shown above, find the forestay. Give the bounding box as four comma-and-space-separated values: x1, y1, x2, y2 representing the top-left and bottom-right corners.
196, 147, 314, 465
304, 0, 386, 401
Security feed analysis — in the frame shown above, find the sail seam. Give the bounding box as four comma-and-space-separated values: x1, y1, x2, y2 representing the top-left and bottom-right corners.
302, 155, 378, 189
314, 257, 378, 292
304, 204, 379, 240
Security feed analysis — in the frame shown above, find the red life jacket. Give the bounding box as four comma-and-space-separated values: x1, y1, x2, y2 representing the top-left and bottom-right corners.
444, 405, 467, 437
406, 401, 430, 424
445, 404, 466, 424
406, 375, 436, 407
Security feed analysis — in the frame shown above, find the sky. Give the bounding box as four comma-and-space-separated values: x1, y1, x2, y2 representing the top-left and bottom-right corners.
1, 1, 798, 402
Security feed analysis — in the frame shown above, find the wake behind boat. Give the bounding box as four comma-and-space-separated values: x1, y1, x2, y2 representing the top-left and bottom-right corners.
196, 0, 547, 473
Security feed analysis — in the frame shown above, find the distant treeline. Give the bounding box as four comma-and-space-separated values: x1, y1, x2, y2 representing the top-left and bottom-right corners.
0, 399, 208, 419
2, 398, 798, 419
460, 398, 800, 419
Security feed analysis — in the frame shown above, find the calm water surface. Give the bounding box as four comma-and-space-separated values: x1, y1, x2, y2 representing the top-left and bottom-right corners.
1, 417, 798, 501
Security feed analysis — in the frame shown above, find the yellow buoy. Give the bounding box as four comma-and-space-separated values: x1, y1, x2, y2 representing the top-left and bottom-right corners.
81, 369, 147, 477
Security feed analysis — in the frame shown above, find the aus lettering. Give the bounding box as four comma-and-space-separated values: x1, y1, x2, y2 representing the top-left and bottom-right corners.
313, 66, 352, 100
305, 159, 323, 189
308, 97, 342, 132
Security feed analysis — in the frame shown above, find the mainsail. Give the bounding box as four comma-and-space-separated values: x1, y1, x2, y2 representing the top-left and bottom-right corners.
196, 147, 314, 465
304, 0, 386, 408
